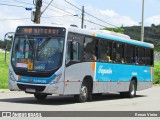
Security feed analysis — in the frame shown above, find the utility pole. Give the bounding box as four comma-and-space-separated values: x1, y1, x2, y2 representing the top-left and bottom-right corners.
141, 0, 144, 42
81, 6, 84, 29
32, 0, 42, 24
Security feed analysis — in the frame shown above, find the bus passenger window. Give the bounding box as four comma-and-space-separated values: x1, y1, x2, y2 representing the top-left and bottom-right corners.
66, 33, 84, 62
138, 47, 145, 65
66, 41, 71, 63
84, 37, 96, 61
113, 43, 116, 63
145, 48, 150, 65
98, 40, 112, 62
72, 42, 80, 61
125, 45, 134, 64
150, 49, 154, 66
115, 43, 124, 63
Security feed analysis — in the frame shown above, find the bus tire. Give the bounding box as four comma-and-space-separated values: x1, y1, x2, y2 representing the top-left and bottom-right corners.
120, 80, 136, 98
74, 81, 90, 102
128, 80, 136, 98
34, 94, 47, 100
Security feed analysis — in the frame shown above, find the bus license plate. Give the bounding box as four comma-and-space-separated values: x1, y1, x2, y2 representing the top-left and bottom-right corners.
25, 88, 35, 93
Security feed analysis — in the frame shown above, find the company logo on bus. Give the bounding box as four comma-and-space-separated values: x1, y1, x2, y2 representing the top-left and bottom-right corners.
98, 65, 112, 75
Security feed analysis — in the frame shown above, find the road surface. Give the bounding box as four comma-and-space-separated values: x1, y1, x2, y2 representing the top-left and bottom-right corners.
0, 86, 160, 120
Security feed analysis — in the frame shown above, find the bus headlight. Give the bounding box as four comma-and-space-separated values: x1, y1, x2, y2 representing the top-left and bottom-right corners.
9, 70, 17, 81
50, 74, 62, 84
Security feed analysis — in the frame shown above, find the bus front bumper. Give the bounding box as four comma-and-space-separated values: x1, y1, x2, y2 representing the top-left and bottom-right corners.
9, 80, 64, 94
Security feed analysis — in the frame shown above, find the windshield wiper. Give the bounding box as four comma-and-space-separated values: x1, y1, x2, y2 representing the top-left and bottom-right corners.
24, 35, 34, 51
38, 36, 52, 50
24, 35, 35, 59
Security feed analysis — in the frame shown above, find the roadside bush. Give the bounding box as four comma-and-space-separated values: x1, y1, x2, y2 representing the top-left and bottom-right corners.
154, 62, 160, 84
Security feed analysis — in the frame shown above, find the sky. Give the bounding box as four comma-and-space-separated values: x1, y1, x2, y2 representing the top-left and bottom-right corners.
0, 0, 160, 40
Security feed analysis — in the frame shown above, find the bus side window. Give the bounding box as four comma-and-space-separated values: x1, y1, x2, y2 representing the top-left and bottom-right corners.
150, 49, 154, 66
84, 37, 96, 61
115, 43, 125, 63
125, 45, 134, 64
66, 40, 72, 63
98, 39, 108, 62
98, 39, 112, 62
112, 43, 116, 63
135, 47, 139, 64
138, 47, 145, 65
66, 33, 84, 63
145, 48, 150, 65
72, 41, 80, 61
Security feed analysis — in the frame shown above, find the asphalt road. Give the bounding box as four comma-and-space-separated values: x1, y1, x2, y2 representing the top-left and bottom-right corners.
0, 86, 160, 120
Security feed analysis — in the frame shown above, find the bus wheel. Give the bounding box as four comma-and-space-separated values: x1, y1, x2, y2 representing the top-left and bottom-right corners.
128, 80, 136, 98
120, 80, 136, 98
74, 82, 89, 102
34, 94, 47, 100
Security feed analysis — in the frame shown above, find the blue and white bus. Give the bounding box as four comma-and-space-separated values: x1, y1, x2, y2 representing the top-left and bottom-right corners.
9, 25, 154, 102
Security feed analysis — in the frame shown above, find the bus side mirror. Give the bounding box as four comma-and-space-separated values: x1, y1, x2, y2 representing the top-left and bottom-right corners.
3, 32, 15, 62
8, 35, 14, 41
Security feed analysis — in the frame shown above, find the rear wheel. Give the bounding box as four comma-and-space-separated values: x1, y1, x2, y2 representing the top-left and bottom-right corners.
120, 80, 136, 98
34, 94, 47, 100
128, 80, 136, 98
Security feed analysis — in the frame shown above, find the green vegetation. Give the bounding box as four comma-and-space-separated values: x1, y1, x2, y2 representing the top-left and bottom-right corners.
102, 27, 124, 34
154, 62, 160, 84
0, 52, 10, 89
103, 24, 160, 52
123, 25, 160, 52
0, 40, 12, 51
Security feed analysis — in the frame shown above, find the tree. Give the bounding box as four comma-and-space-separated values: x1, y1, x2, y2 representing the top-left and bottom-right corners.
151, 24, 156, 27
102, 27, 124, 34
0, 40, 4, 49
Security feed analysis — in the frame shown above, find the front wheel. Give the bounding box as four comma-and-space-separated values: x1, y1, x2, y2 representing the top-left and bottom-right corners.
34, 94, 47, 100
74, 82, 91, 102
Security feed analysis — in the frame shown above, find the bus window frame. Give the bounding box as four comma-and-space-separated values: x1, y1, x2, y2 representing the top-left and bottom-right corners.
65, 32, 154, 67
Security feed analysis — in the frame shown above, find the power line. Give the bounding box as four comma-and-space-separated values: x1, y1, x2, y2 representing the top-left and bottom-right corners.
0, 15, 76, 21
10, 0, 33, 5
43, 1, 76, 16
44, 1, 109, 28
64, 0, 118, 28
64, 0, 81, 10
0, 18, 30, 21
85, 12, 118, 28
41, 0, 54, 16
85, 19, 109, 28
0, 3, 26, 8
0, 1, 111, 28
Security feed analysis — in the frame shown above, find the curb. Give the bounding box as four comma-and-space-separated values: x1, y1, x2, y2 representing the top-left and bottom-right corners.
0, 89, 22, 93
0, 89, 10, 93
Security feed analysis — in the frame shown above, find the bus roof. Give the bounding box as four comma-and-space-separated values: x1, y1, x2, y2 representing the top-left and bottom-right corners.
17, 24, 154, 48
68, 26, 154, 49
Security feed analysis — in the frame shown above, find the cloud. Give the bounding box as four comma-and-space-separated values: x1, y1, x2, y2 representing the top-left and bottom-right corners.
99, 10, 118, 17
84, 6, 138, 28
145, 15, 160, 25
0, 0, 139, 40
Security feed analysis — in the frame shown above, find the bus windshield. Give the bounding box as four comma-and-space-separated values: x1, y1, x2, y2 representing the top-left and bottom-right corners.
12, 36, 64, 71
11, 27, 65, 73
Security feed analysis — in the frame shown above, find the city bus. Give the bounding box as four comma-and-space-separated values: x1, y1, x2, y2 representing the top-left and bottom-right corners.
8, 24, 154, 102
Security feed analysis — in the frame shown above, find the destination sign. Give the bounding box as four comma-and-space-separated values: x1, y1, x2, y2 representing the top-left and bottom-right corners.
16, 27, 66, 36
